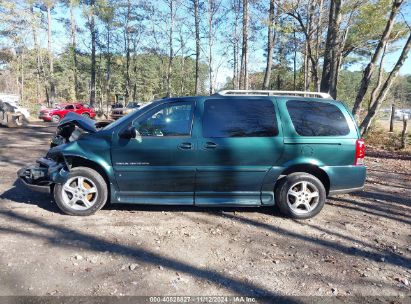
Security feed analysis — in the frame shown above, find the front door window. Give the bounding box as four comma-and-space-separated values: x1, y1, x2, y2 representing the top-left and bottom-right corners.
134, 102, 194, 137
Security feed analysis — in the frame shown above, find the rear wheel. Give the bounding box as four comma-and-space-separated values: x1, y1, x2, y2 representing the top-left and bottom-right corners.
81, 113, 90, 118
51, 115, 60, 123
275, 172, 326, 219
53, 167, 108, 216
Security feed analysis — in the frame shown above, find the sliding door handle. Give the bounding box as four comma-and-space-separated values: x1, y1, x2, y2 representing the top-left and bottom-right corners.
204, 142, 217, 149
178, 142, 192, 150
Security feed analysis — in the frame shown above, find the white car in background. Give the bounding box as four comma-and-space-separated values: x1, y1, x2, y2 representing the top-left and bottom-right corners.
0, 93, 30, 127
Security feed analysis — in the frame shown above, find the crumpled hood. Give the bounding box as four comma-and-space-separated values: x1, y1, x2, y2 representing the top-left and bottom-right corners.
58, 112, 97, 133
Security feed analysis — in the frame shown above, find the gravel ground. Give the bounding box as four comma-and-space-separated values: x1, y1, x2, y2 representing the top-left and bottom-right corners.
0, 123, 410, 299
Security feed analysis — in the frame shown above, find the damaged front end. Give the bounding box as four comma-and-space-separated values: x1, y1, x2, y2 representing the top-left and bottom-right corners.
17, 157, 69, 193
17, 112, 111, 193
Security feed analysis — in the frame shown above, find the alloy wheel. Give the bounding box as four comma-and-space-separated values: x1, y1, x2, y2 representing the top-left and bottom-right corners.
286, 181, 320, 215
61, 176, 98, 211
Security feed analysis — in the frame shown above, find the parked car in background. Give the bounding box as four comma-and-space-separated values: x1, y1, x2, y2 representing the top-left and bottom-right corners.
0, 93, 30, 127
394, 109, 410, 121
19, 90, 366, 219
110, 102, 141, 120
39, 103, 96, 122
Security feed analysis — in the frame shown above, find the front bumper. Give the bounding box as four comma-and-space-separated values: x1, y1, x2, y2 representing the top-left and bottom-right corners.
39, 114, 52, 121
17, 158, 68, 193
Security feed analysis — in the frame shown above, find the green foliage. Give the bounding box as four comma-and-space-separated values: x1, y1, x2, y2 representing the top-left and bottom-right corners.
344, 0, 408, 58
50, 49, 208, 104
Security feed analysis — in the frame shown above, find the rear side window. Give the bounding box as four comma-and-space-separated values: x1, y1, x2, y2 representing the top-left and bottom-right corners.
286, 100, 350, 136
203, 99, 278, 138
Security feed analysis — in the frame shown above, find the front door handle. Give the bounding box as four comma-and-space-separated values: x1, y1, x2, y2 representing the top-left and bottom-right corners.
204, 142, 217, 149
178, 142, 192, 150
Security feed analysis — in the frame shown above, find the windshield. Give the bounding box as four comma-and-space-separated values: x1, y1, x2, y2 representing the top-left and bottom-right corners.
103, 102, 152, 131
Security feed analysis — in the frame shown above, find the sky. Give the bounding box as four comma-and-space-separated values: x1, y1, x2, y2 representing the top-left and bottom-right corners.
11, 1, 411, 89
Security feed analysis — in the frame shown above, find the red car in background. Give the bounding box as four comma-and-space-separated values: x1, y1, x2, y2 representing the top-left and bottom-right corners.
39, 103, 96, 122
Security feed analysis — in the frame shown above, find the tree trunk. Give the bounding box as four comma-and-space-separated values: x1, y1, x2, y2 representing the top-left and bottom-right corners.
47, 5, 55, 102
193, 0, 200, 94
320, 0, 342, 98
287, 6, 318, 90
89, 0, 97, 107
233, 41, 238, 89
125, 34, 131, 105
208, 0, 214, 95
293, 29, 297, 90
262, 0, 275, 90
240, 0, 249, 90
30, 5, 43, 103
369, 43, 388, 110
314, 0, 323, 91
20, 51, 24, 105
401, 118, 408, 149
359, 32, 411, 136
166, 0, 174, 97
180, 33, 185, 95
389, 104, 395, 132
303, 43, 309, 90
106, 23, 111, 111
70, 1, 78, 100
124, 0, 131, 105
352, 0, 404, 117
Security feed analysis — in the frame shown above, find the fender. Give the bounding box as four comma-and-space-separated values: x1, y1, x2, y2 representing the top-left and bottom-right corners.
56, 138, 119, 194
260, 157, 328, 205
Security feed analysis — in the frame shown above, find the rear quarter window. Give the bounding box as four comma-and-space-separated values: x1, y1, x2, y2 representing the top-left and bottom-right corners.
286, 100, 350, 136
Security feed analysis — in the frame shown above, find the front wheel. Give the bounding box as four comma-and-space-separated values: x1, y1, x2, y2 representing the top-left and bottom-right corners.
53, 167, 108, 216
275, 172, 326, 219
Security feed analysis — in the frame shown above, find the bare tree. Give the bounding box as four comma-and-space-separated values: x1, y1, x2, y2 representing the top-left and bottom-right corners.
352, 0, 404, 117
320, 0, 342, 98
46, 1, 55, 102
69, 0, 78, 100
286, 0, 319, 90
88, 0, 97, 107
359, 31, 411, 135
30, 4, 47, 104
239, 0, 249, 90
262, 0, 276, 90
230, 0, 241, 89
193, 0, 201, 94
166, 0, 177, 97
205, 0, 222, 95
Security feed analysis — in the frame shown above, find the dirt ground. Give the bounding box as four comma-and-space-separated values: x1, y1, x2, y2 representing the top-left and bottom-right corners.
0, 123, 410, 299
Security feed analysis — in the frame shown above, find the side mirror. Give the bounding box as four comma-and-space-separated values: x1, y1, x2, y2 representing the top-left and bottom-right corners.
120, 125, 138, 139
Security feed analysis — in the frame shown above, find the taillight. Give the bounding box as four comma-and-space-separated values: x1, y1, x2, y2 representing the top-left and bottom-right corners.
355, 139, 365, 166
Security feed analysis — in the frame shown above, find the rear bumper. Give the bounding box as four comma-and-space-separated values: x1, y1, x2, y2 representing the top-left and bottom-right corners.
322, 165, 366, 196
17, 158, 68, 193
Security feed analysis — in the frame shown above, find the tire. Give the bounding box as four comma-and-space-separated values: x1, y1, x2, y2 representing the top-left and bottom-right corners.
53, 167, 108, 216
51, 115, 60, 123
275, 172, 326, 219
81, 113, 90, 118
14, 114, 23, 126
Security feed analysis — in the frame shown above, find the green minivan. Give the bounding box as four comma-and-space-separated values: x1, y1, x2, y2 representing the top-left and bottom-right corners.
18, 90, 366, 219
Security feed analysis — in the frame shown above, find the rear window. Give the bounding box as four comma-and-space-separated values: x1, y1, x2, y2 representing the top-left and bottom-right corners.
203, 99, 278, 138
286, 100, 350, 136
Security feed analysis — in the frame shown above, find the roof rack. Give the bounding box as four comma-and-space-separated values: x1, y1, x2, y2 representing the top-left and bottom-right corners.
217, 90, 333, 99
